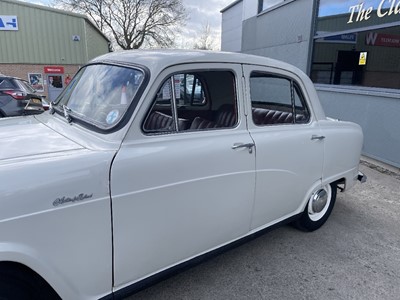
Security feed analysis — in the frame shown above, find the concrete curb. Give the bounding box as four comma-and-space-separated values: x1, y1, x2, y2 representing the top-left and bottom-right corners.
360, 156, 400, 180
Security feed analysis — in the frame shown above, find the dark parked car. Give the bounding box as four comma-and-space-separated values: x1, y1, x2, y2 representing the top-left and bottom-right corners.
0, 74, 44, 117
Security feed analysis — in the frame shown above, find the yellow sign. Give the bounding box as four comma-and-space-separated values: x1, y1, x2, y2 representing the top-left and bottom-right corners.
359, 52, 367, 65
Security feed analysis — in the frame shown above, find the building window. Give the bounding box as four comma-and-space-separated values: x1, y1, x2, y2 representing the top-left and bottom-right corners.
258, 0, 286, 13
311, 0, 400, 90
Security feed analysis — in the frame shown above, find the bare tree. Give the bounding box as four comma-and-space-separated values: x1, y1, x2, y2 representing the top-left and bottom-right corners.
54, 0, 187, 49
193, 22, 216, 50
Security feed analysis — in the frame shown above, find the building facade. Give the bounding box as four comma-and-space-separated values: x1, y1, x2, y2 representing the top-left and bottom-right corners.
0, 0, 111, 101
221, 0, 400, 168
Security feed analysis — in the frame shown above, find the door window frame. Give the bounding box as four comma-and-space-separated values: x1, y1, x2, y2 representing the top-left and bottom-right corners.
249, 72, 311, 126
243, 66, 314, 129
141, 66, 242, 136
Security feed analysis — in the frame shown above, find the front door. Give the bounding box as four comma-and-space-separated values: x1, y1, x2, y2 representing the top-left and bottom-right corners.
111, 64, 256, 288
243, 65, 324, 230
47, 75, 64, 101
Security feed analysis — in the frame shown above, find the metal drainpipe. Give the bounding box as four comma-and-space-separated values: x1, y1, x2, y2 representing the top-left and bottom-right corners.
83, 19, 89, 62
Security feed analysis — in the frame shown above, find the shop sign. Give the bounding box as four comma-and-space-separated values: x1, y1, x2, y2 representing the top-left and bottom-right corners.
359, 52, 368, 65
318, 33, 357, 44
348, 0, 400, 24
44, 66, 64, 74
0, 16, 18, 31
365, 32, 400, 48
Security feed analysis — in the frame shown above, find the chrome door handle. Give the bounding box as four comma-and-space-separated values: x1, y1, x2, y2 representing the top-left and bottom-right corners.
232, 143, 255, 153
311, 135, 325, 141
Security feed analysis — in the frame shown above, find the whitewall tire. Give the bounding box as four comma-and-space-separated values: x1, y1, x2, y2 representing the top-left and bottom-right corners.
294, 182, 337, 232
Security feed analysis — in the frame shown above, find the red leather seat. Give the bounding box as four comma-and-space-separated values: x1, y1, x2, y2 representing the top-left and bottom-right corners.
252, 108, 293, 125
144, 111, 189, 131
189, 117, 216, 130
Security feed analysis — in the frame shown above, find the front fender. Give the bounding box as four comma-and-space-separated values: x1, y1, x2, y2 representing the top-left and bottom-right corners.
0, 149, 115, 299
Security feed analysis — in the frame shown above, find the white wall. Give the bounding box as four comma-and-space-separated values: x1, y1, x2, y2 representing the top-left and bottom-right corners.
221, 1, 244, 52
242, 0, 258, 20
241, 0, 314, 72
317, 86, 400, 168
221, 0, 314, 71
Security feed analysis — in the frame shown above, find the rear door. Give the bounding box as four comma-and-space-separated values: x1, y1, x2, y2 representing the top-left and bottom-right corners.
243, 65, 324, 230
111, 63, 256, 288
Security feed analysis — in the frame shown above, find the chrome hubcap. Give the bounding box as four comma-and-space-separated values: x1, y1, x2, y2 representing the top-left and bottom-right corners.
308, 184, 332, 222
311, 189, 328, 213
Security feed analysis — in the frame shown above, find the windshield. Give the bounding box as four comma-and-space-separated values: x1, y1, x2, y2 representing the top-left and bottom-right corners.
54, 64, 145, 130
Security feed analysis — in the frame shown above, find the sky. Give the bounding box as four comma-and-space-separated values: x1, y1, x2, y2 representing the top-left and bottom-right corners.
179, 0, 233, 49
23, 0, 234, 49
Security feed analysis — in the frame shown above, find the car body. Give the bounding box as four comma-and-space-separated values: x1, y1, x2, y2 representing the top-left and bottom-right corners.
0, 50, 366, 299
0, 75, 45, 117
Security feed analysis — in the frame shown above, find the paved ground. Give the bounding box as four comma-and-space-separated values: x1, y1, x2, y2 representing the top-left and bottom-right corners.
128, 163, 400, 300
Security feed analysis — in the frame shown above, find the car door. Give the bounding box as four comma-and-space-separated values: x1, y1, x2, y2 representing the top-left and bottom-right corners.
243, 65, 324, 230
111, 64, 256, 289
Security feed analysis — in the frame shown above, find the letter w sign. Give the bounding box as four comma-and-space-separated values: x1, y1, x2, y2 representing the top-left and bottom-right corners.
365, 32, 378, 45
0, 16, 18, 31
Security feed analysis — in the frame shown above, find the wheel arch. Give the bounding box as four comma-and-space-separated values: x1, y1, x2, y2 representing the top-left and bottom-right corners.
323, 167, 358, 192
0, 248, 71, 299
294, 179, 340, 231
298, 176, 344, 214
0, 261, 60, 298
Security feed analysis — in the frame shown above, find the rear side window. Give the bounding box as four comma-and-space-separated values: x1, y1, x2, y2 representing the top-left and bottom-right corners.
0, 79, 16, 89
15, 79, 35, 93
250, 72, 310, 126
143, 70, 238, 134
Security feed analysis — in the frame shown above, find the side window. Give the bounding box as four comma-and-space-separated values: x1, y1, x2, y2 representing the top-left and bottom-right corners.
180, 74, 206, 106
250, 72, 310, 126
143, 78, 176, 134
0, 79, 15, 89
143, 70, 238, 134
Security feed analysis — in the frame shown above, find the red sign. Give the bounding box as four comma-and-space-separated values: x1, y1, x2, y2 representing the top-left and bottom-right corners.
44, 66, 65, 74
365, 33, 400, 48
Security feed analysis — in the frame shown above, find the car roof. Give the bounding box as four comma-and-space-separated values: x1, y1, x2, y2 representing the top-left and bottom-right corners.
0, 75, 25, 81
91, 49, 302, 76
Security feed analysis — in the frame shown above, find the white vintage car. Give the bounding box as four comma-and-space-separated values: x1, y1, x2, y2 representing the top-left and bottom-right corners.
0, 50, 366, 299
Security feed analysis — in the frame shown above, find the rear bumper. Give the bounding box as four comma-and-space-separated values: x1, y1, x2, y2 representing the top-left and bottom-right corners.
24, 106, 44, 114
357, 171, 367, 183
0, 98, 43, 117
24, 98, 44, 113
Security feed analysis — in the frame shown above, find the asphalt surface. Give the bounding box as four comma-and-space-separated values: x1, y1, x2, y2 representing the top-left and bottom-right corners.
127, 163, 400, 300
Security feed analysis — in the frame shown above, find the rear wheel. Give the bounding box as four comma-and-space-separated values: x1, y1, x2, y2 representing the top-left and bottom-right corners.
294, 182, 337, 232
0, 263, 60, 300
